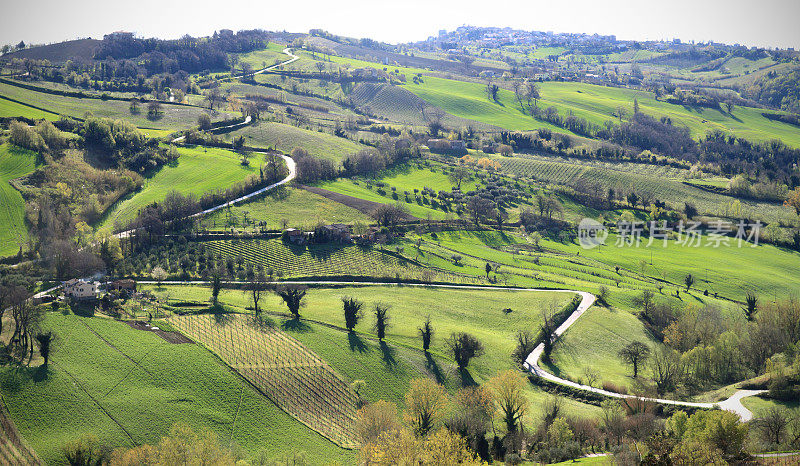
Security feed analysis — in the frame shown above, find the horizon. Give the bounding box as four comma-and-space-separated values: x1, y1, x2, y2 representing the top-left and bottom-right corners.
2, 0, 800, 50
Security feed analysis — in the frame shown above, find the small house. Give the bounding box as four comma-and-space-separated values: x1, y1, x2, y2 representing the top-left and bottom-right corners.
283, 228, 308, 245
63, 278, 99, 299
320, 224, 352, 244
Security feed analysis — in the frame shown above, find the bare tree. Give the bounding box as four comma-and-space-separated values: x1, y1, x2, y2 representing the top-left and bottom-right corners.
618, 341, 650, 378
245, 271, 269, 315
446, 332, 484, 371
650, 348, 683, 395
754, 407, 789, 445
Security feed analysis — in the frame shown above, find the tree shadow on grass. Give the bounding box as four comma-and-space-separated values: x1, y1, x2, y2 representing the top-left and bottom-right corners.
424, 352, 445, 385
348, 332, 369, 353
212, 311, 234, 326
281, 317, 311, 333
458, 368, 477, 387
378, 341, 396, 368
247, 314, 276, 332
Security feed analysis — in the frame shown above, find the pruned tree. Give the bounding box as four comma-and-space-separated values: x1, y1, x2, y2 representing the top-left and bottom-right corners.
342, 296, 364, 331
275, 285, 307, 318
418, 316, 434, 352
743, 292, 758, 321
374, 304, 390, 340
210, 269, 223, 305
684, 273, 694, 291
36, 331, 53, 366
446, 332, 484, 371
618, 341, 650, 378
650, 348, 683, 395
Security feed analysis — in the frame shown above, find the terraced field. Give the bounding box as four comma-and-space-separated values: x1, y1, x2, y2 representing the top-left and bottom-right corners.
206, 238, 468, 282
170, 314, 359, 448
0, 144, 39, 257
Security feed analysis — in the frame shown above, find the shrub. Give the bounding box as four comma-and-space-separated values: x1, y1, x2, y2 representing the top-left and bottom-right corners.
602, 381, 628, 394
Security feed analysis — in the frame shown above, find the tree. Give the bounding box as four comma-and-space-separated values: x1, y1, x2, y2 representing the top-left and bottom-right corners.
246, 271, 268, 315
342, 296, 364, 331
684, 202, 698, 219
633, 97, 640, 114
465, 196, 495, 226
754, 407, 789, 445
63, 434, 107, 466
110, 422, 235, 465
511, 330, 536, 367
743, 292, 758, 321
494, 209, 508, 230
539, 304, 560, 360
485, 262, 492, 278
36, 331, 53, 366
486, 82, 499, 102
785, 187, 800, 215
209, 269, 222, 305
370, 203, 408, 228
724, 101, 735, 114
618, 341, 650, 378
374, 304, 390, 340
627, 191, 639, 207
448, 166, 470, 189
197, 113, 212, 131
404, 378, 448, 436
650, 348, 683, 395
684, 273, 694, 291
275, 285, 307, 318
418, 316, 434, 351
204, 87, 223, 111
147, 101, 162, 118
489, 370, 528, 433
446, 332, 484, 371
151, 266, 168, 288
356, 400, 399, 444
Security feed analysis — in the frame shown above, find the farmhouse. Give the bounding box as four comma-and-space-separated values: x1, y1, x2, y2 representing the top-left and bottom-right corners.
63, 278, 99, 299
317, 223, 352, 244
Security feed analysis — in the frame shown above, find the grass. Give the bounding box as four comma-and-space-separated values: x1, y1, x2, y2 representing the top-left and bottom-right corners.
0, 313, 353, 465
169, 314, 360, 448
547, 305, 661, 391
495, 153, 794, 223
146, 284, 603, 423
546, 232, 800, 301
314, 178, 450, 220
98, 146, 270, 230
0, 144, 39, 257
0, 97, 59, 120
207, 186, 372, 230
0, 81, 232, 131
741, 396, 800, 418
403, 76, 800, 147
234, 42, 289, 70
227, 120, 365, 162
205, 238, 465, 283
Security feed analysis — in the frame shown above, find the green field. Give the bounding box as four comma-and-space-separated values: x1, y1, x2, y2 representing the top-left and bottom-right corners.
99, 146, 270, 230
0, 97, 59, 120
146, 284, 603, 423
227, 121, 366, 162
404, 76, 800, 146
208, 186, 371, 230
234, 42, 289, 70
0, 144, 39, 257
0, 313, 352, 465
315, 178, 450, 220
0, 82, 232, 131
495, 153, 794, 223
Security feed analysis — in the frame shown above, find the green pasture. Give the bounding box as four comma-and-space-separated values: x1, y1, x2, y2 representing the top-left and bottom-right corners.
227, 121, 365, 162
0, 144, 39, 257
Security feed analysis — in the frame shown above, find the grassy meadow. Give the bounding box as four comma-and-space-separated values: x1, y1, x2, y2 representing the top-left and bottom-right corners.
98, 146, 270, 230
227, 121, 366, 162
0, 144, 39, 257
0, 313, 353, 465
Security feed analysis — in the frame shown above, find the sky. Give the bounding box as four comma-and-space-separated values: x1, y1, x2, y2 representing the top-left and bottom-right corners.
2, 0, 800, 49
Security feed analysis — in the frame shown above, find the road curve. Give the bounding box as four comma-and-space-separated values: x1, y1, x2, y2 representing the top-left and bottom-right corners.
717, 389, 766, 422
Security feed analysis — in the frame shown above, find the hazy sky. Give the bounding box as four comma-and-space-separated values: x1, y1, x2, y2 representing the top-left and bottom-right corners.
2, 0, 800, 49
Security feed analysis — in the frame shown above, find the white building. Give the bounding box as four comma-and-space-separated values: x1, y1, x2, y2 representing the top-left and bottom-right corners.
63, 279, 99, 299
